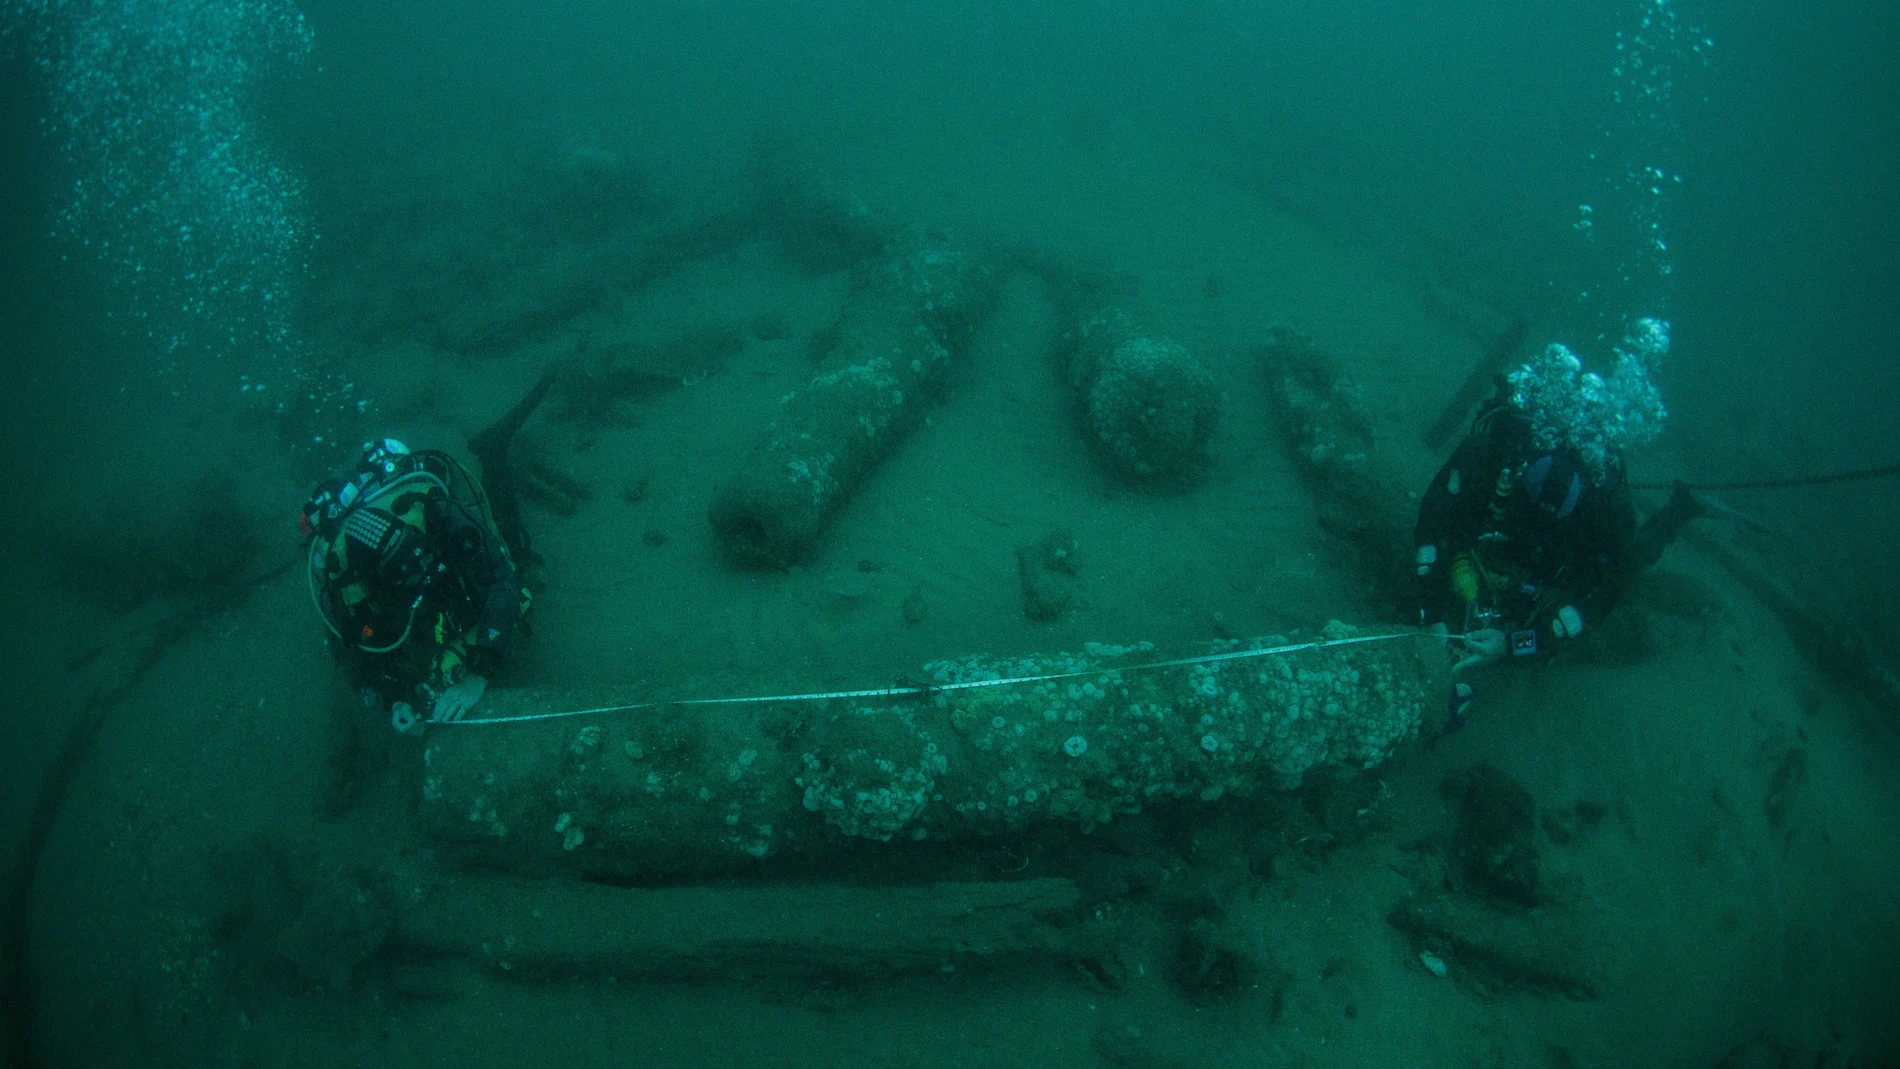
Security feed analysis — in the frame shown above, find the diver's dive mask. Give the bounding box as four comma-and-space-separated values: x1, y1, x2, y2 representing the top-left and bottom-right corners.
1520, 452, 1584, 521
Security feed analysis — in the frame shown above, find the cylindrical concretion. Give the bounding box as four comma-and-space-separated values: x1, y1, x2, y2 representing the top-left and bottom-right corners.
1259, 326, 1416, 604
1067, 307, 1218, 483
708, 232, 996, 566
417, 625, 1445, 881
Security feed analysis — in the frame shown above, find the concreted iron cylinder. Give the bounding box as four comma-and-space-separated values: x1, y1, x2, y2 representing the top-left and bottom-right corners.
1039, 268, 1218, 484
708, 230, 997, 567
1075, 320, 1219, 482
1259, 326, 1416, 606
416, 623, 1445, 881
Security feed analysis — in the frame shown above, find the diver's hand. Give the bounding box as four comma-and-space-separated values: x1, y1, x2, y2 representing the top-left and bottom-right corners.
431, 676, 487, 722
1453, 629, 1509, 674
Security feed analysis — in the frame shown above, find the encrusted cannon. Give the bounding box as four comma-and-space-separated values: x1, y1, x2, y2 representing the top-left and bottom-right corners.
1035, 266, 1218, 485
417, 624, 1445, 882
1259, 326, 1417, 605
707, 229, 998, 567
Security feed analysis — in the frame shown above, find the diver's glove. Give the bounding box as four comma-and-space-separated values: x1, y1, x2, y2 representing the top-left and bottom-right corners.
431, 675, 487, 722
1454, 628, 1509, 673
1550, 604, 1586, 640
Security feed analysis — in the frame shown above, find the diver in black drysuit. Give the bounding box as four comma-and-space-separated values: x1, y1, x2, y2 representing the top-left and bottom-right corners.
1412, 392, 1704, 724
302, 369, 556, 732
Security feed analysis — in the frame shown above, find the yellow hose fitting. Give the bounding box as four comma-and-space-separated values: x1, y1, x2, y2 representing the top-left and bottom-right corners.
1449, 554, 1480, 602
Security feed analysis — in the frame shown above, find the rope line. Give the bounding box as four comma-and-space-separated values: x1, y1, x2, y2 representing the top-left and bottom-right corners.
1634, 461, 1900, 492
443, 630, 1430, 727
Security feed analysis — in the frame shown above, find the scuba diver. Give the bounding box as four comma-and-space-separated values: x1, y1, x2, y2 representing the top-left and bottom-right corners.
1412, 319, 1704, 727
300, 370, 556, 733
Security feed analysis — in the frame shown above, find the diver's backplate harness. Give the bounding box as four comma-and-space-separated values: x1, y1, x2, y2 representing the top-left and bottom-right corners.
306, 450, 507, 660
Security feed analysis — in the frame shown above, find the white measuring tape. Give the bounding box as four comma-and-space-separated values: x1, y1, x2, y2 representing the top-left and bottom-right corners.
444, 630, 1429, 727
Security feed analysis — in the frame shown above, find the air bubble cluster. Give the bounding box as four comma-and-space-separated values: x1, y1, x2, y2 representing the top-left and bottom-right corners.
1508, 318, 1670, 484
4, 0, 357, 447
1578, 0, 1712, 332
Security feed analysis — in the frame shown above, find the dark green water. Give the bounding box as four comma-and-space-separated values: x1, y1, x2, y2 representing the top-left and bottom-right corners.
3, 2, 1897, 1067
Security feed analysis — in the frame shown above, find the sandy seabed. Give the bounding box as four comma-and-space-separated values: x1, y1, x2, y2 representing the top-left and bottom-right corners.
8, 116, 1900, 1069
